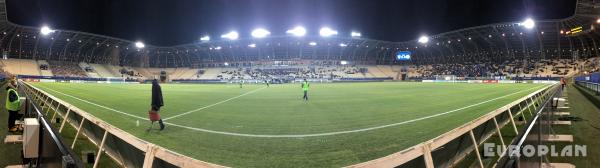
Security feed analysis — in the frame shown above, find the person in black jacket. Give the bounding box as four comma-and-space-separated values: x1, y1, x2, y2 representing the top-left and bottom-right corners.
151, 79, 165, 130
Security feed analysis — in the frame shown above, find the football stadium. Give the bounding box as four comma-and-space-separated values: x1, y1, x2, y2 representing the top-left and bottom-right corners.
1, 0, 600, 168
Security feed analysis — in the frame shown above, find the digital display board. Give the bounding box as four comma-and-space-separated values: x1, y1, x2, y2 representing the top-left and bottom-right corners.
396, 51, 411, 61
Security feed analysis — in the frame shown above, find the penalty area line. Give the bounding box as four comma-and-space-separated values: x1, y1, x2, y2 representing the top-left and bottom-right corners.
34, 85, 149, 121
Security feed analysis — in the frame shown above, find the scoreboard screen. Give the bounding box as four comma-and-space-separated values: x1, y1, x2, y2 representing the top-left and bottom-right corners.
396, 51, 411, 61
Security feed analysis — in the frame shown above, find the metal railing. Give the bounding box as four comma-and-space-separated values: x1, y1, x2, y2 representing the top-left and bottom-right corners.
20, 81, 224, 168
350, 84, 558, 168
16, 81, 84, 167
575, 81, 600, 95
495, 84, 563, 167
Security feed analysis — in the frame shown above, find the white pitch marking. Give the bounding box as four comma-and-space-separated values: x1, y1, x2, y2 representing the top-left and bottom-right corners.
33, 84, 547, 138
35, 85, 149, 121
163, 86, 267, 121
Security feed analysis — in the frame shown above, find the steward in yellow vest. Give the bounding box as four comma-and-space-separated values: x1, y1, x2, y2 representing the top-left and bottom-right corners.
6, 85, 22, 132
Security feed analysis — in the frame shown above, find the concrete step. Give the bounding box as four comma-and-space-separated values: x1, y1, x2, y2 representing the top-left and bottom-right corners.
550, 112, 570, 115
544, 134, 574, 142
5, 165, 27, 168
3, 135, 22, 144
542, 163, 575, 168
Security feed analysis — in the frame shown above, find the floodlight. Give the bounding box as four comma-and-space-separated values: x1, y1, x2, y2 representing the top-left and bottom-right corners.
520, 18, 535, 29
248, 43, 256, 48
215, 46, 222, 50
309, 42, 317, 46
339, 43, 348, 47
319, 27, 338, 37
251, 28, 270, 38
221, 31, 239, 40
40, 26, 54, 35
417, 35, 429, 44
200, 35, 210, 42
351, 32, 361, 37
340, 60, 348, 65
286, 26, 306, 37
135, 41, 145, 49
224, 62, 229, 66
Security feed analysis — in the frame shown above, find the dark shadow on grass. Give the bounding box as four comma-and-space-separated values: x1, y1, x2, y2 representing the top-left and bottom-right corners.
573, 84, 600, 109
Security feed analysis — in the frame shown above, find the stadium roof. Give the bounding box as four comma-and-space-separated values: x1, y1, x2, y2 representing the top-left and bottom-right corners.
0, 0, 599, 67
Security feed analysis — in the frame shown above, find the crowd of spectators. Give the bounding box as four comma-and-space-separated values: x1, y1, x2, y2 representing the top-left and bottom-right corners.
216, 66, 363, 80
39, 64, 49, 70
48, 61, 88, 77
411, 59, 588, 79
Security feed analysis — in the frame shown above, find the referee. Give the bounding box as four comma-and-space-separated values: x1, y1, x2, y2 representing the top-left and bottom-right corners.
301, 79, 309, 101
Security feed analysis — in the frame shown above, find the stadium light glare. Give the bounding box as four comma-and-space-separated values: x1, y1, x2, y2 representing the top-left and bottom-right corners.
520, 18, 535, 29
221, 31, 239, 40
319, 27, 338, 37
248, 43, 256, 48
251, 28, 271, 38
339, 43, 348, 47
223, 62, 229, 66
340, 60, 348, 65
134, 41, 145, 49
215, 46, 222, 50
40, 26, 55, 36
351, 31, 361, 37
286, 26, 307, 37
597, 18, 600, 23
417, 35, 429, 44
200, 35, 210, 42
309, 41, 317, 46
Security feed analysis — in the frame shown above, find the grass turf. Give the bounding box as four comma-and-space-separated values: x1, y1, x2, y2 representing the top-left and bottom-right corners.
30, 82, 545, 167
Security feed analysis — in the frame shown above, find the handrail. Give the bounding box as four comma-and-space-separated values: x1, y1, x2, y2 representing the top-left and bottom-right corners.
348, 84, 556, 168
17, 80, 83, 167
495, 82, 562, 167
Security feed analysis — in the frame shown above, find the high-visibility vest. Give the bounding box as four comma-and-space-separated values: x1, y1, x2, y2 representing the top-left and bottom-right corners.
5, 88, 20, 111
302, 82, 309, 91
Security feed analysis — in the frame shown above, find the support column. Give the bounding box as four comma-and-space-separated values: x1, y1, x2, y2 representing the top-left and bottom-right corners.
493, 117, 507, 151
507, 109, 519, 135
469, 130, 485, 168
93, 131, 109, 168
59, 108, 71, 133
423, 143, 435, 168
142, 144, 158, 168
71, 118, 86, 149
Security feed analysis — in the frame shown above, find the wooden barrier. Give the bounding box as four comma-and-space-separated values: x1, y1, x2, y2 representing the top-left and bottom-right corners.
22, 82, 226, 168
348, 84, 554, 168
22, 81, 554, 168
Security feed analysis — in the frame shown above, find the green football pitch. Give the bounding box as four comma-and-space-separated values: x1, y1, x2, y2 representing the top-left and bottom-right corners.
30, 82, 546, 167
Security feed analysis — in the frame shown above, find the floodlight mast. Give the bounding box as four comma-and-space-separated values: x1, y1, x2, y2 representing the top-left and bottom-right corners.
319, 27, 338, 37
286, 26, 307, 37
135, 41, 145, 49
40, 26, 54, 36
418, 35, 429, 44
521, 18, 535, 29
221, 31, 239, 40
200, 35, 210, 42
251, 28, 271, 38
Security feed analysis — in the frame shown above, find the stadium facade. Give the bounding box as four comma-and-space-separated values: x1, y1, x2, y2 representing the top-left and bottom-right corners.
0, 0, 598, 68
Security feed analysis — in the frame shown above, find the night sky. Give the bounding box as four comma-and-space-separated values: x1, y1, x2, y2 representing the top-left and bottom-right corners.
6, 0, 575, 46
